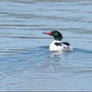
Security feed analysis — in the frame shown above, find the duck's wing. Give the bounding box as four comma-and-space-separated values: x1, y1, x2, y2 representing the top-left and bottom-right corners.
54, 42, 62, 46
54, 42, 70, 46
61, 42, 73, 51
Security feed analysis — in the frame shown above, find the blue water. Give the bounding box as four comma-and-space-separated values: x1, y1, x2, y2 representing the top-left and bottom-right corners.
0, 0, 92, 91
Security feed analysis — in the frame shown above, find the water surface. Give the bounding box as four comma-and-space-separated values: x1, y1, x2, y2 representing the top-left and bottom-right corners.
0, 0, 92, 91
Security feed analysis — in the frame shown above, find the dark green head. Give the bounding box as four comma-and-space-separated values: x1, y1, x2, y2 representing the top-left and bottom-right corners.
43, 30, 63, 41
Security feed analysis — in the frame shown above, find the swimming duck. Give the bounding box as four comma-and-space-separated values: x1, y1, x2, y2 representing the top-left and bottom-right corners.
43, 30, 73, 52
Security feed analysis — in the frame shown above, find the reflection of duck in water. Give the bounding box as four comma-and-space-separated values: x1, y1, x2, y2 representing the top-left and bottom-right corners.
43, 30, 73, 52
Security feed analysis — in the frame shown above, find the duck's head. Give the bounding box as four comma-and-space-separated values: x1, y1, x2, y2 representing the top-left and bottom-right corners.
43, 30, 63, 41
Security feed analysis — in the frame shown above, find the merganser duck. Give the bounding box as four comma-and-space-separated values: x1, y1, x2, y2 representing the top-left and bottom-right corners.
43, 30, 73, 52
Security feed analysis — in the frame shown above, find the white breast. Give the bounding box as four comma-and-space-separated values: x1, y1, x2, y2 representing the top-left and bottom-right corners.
49, 40, 73, 52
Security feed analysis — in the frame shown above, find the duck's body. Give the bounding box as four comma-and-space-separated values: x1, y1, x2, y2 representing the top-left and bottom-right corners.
49, 40, 73, 52
43, 30, 73, 52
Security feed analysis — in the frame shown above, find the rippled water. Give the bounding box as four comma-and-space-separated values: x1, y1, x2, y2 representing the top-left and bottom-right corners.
0, 0, 92, 91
